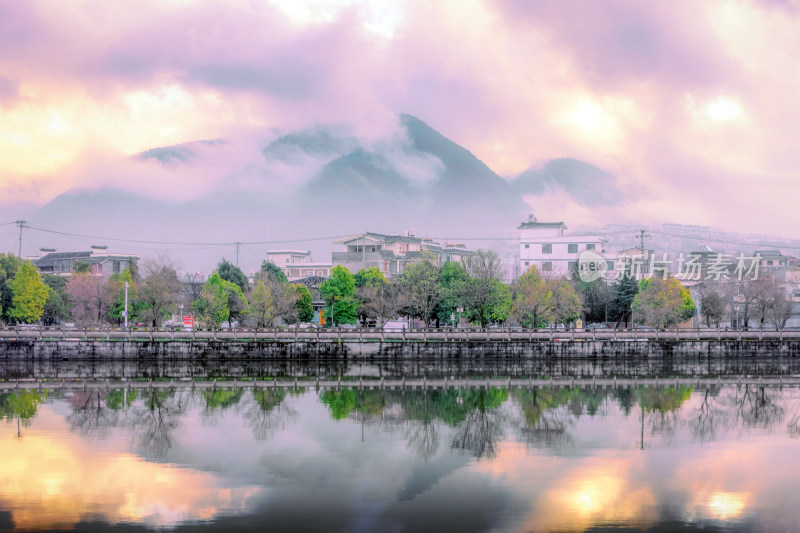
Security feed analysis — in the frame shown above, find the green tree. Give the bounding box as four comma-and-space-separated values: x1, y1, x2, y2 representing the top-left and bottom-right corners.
139, 257, 183, 327
0, 254, 23, 323
545, 279, 581, 327
461, 250, 511, 326
699, 288, 726, 328
198, 272, 230, 327
633, 277, 695, 328
354, 266, 387, 289
259, 260, 289, 284
221, 277, 248, 326
570, 264, 610, 324
354, 267, 388, 325
320, 265, 358, 326
248, 279, 276, 327
41, 274, 70, 325
41, 287, 66, 325
8, 262, 49, 323
609, 274, 639, 327
512, 265, 551, 328
292, 284, 314, 323
217, 258, 250, 294
436, 262, 471, 325
398, 254, 442, 327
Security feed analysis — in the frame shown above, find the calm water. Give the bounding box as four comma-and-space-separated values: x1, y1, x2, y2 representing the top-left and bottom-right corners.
2, 360, 800, 532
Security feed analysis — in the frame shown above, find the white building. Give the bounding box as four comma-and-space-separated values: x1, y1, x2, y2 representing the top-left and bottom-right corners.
266, 250, 332, 281
517, 214, 610, 278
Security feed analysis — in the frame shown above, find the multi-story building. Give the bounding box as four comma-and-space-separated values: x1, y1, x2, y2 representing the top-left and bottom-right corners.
34, 247, 138, 276
332, 230, 473, 277
517, 215, 609, 278
265, 250, 332, 281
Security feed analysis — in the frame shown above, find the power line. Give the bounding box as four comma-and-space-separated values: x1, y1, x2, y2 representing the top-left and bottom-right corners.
11, 222, 800, 253
24, 224, 349, 246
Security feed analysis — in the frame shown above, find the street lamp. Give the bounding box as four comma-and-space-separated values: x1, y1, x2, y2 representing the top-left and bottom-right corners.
124, 281, 129, 329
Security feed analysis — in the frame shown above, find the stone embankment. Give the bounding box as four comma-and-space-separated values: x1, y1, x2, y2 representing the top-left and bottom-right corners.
1, 327, 799, 359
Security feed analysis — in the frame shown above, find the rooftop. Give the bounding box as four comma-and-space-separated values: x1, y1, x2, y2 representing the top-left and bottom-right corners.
267, 249, 311, 255
335, 232, 423, 245
517, 221, 567, 230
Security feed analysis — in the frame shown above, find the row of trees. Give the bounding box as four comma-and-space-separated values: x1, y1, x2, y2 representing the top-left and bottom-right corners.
320, 250, 594, 328
696, 277, 796, 329
24, 248, 798, 329
0, 254, 314, 328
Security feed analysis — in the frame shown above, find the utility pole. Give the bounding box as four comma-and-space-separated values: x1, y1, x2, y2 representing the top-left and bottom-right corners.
235, 242, 241, 268
15, 220, 25, 258
636, 228, 651, 277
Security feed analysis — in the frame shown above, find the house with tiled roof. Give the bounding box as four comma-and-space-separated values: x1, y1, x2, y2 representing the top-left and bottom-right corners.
332, 230, 473, 277
34, 247, 138, 276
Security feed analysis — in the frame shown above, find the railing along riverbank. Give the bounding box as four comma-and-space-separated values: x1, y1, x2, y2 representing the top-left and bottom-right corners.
2, 326, 800, 343
1, 374, 798, 392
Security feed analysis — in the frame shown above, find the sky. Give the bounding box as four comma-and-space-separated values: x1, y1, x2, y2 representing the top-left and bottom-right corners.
1, 0, 800, 237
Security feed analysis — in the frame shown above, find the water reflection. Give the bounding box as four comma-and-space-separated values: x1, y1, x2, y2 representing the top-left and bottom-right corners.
1, 378, 800, 532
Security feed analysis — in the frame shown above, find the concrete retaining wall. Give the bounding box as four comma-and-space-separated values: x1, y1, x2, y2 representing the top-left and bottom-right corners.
1, 339, 799, 359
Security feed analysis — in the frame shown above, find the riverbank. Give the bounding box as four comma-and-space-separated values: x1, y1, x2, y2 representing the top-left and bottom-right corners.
2, 338, 800, 359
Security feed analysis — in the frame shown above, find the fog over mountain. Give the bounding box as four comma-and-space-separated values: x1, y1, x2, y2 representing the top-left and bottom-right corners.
0, 115, 559, 271
6, 113, 793, 274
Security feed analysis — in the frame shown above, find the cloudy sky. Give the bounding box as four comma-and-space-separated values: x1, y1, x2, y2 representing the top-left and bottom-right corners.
1, 0, 799, 235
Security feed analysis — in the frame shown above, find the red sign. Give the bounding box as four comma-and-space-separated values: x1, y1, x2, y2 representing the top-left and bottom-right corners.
183, 316, 193, 327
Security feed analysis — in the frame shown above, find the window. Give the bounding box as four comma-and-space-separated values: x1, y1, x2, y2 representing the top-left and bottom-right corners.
524, 261, 529, 266
542, 244, 552, 254
568, 261, 577, 271
542, 262, 553, 271
524, 244, 529, 249
568, 244, 578, 253
767, 260, 773, 266
607, 260, 614, 270
587, 243, 596, 250
113, 261, 121, 273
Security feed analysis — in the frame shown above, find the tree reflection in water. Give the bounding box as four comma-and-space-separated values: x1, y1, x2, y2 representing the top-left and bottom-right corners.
447, 389, 509, 459
397, 391, 440, 461
128, 388, 190, 457
731, 384, 785, 430
637, 386, 694, 442
199, 387, 245, 425
45, 381, 800, 459
67, 391, 121, 437
244, 388, 297, 441
514, 388, 576, 448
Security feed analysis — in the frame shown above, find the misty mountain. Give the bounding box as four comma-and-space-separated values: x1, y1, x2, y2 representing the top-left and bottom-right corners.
512, 157, 624, 206
297, 114, 523, 218
22, 114, 625, 271
138, 139, 225, 165
262, 125, 359, 163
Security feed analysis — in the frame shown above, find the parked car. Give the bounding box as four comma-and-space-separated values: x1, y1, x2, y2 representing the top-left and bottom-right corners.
584, 323, 609, 330
633, 326, 656, 332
